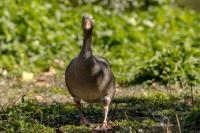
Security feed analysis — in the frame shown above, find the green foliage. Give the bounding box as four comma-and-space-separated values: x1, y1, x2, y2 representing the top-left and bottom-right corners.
0, 0, 200, 85
134, 47, 200, 84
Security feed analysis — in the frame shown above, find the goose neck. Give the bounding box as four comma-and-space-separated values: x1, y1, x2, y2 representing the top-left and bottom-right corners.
80, 30, 92, 58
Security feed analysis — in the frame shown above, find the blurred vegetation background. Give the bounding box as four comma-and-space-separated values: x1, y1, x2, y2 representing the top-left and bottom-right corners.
0, 0, 200, 86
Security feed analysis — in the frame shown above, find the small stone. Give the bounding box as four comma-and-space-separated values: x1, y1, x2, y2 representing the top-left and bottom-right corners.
138, 128, 143, 133
22, 72, 34, 82
35, 95, 43, 101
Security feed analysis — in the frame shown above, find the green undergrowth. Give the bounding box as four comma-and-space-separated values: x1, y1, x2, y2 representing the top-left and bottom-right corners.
0, 92, 199, 132
0, 0, 200, 85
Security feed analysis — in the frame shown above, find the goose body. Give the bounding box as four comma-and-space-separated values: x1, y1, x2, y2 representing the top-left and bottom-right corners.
65, 14, 115, 129
65, 55, 115, 103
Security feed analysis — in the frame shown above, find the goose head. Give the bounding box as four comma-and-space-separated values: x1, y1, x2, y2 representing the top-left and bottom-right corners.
82, 14, 94, 31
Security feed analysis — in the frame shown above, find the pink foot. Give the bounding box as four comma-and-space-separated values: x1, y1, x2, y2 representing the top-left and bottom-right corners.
94, 122, 112, 131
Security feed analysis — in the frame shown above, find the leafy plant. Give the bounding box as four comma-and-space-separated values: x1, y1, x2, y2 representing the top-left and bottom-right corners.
0, 0, 200, 86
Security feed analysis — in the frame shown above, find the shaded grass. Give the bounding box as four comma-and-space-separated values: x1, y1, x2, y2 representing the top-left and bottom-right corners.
0, 92, 199, 132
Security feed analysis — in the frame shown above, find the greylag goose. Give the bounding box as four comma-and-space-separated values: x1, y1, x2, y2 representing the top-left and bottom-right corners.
65, 14, 116, 129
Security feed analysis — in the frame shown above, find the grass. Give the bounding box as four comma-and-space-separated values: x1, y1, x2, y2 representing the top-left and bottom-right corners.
0, 90, 199, 132
0, 73, 199, 132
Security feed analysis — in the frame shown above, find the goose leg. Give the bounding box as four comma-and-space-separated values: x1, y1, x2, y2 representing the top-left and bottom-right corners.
74, 98, 90, 125
101, 102, 111, 128
95, 96, 112, 130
